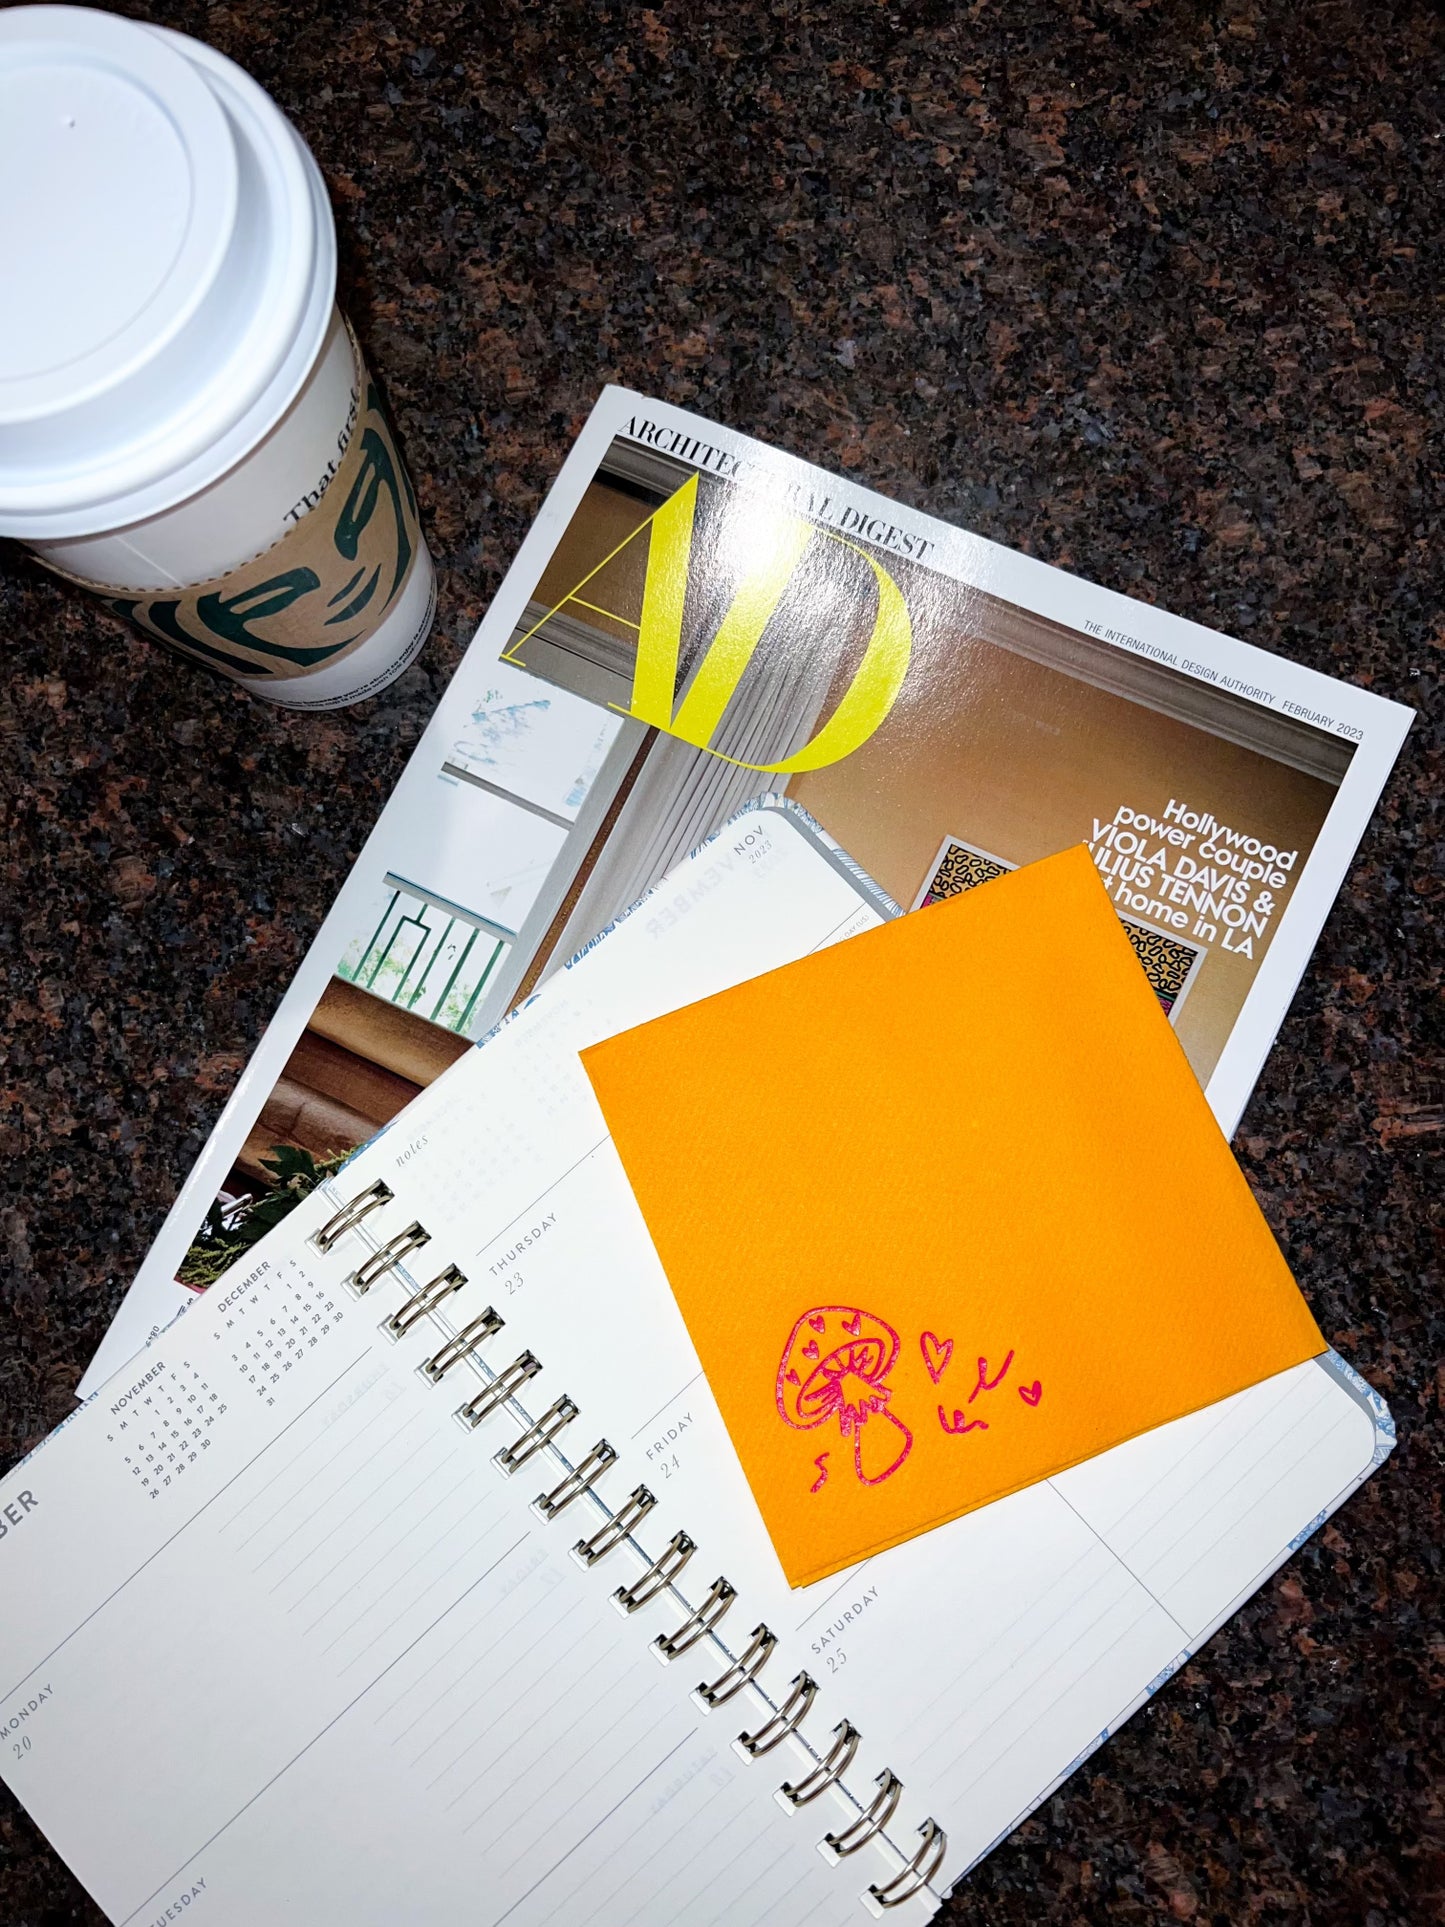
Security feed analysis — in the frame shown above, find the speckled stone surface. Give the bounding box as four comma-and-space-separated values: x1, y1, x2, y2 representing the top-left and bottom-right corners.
1, 2, 1440, 1921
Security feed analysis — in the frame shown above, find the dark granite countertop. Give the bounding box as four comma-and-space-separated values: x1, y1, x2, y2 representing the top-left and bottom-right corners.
1, 2, 1440, 1922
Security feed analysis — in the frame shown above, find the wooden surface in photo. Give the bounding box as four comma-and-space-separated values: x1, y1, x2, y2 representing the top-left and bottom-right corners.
0, 3, 1439, 1923
236, 983, 472, 1182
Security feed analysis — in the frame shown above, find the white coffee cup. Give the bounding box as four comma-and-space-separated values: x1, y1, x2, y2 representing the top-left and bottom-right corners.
0, 6, 435, 708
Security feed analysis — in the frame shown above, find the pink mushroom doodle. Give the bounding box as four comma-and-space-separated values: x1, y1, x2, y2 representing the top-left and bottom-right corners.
777, 1306, 913, 1486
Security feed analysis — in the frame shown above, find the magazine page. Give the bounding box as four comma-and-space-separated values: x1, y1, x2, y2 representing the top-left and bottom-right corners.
78, 388, 1413, 1397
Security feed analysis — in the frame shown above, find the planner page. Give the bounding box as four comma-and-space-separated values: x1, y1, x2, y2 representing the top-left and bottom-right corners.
313, 811, 1395, 1894
0, 805, 946, 1927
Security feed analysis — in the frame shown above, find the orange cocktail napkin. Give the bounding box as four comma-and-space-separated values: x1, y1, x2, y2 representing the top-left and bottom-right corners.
582, 845, 1325, 1587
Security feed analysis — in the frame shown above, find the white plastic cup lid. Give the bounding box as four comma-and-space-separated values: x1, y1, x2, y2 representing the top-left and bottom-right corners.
0, 5, 336, 538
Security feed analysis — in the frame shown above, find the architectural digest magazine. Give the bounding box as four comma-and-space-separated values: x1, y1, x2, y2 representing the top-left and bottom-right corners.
78, 388, 1413, 1395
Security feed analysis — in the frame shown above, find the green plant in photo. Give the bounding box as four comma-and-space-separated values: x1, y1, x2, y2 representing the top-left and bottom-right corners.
177, 1144, 350, 1289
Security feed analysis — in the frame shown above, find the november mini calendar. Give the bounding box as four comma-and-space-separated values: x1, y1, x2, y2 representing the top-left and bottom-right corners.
81, 388, 1411, 1397
105, 1357, 228, 1500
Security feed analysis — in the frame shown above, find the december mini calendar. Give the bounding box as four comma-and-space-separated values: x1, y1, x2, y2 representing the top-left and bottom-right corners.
213, 1255, 348, 1406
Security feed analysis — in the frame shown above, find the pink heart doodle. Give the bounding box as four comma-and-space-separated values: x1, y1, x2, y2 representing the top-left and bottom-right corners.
802, 1339, 820, 1360
920, 1331, 953, 1384
842, 1311, 862, 1337
1018, 1381, 1043, 1407
808, 1314, 827, 1333
785, 1368, 801, 1385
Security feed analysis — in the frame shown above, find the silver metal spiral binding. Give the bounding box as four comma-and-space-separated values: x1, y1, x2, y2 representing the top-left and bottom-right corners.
653, 1577, 736, 1660
778, 1719, 860, 1807
736, 1671, 818, 1757
346, 1220, 429, 1295
867, 1817, 947, 1910
456, 1351, 541, 1429
313, 1180, 393, 1252
495, 1395, 578, 1474
534, 1441, 616, 1519
386, 1264, 467, 1337
309, 1189, 920, 1904
574, 1484, 656, 1566
613, 1530, 694, 1614
422, 1307, 503, 1381
821, 1768, 902, 1859
696, 1624, 776, 1707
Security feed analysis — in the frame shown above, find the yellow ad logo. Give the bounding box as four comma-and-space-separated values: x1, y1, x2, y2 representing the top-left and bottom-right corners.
509, 474, 912, 773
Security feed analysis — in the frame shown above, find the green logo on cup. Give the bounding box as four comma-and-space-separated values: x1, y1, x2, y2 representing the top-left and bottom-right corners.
104, 370, 421, 681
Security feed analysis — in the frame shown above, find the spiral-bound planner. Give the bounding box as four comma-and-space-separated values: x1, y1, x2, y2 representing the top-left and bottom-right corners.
0, 802, 1393, 1926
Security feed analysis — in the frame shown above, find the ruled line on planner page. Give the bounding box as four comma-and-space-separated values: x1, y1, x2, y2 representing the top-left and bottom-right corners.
905, 1539, 1135, 1768
459, 1137, 610, 1257
441, 1590, 719, 1903
741, 1861, 838, 1927
418, 1594, 591, 1781
297, 1454, 473, 1630
1068, 1370, 1315, 1549
567, 1742, 728, 1923
491, 1728, 699, 1927
312, 1491, 516, 1673
250, 1418, 435, 1568
685, 1826, 820, 1919
0, 1346, 375, 1705
631, 1803, 786, 1927
632, 1372, 704, 1440
670, 1808, 798, 1921
270, 1422, 441, 1597
926, 1590, 1162, 1793
248, 1395, 435, 1557
370, 1545, 557, 1724
1117, 1387, 1325, 1580
1131, 1378, 1363, 1612
218, 1373, 417, 1535
115, 1532, 532, 1927
337, 1509, 519, 1672
710, 1790, 862, 1927
443, 1666, 625, 1815
240, 1420, 476, 1629
694, 1790, 775, 1863
1052, 1363, 1372, 1634
471, 1694, 682, 1847
795, 1557, 878, 1630
698, 1836, 808, 1927
797, 1889, 858, 1927
450, 1641, 678, 1834
1108, 1369, 1336, 1568
928, 1600, 1172, 1883
1072, 1383, 1269, 1547
898, 1372, 1382, 1876
1046, 1486, 1189, 1632
807, 904, 883, 952
382, 1581, 580, 1750
547, 1711, 867, 1919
